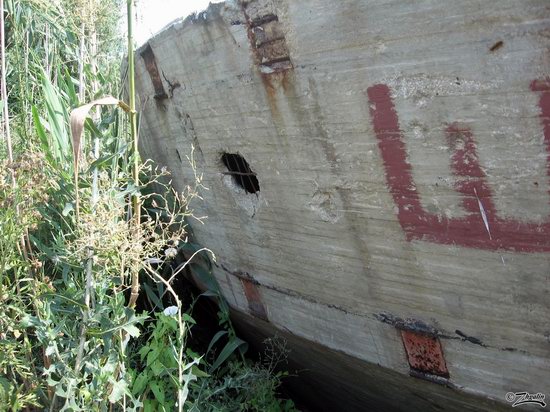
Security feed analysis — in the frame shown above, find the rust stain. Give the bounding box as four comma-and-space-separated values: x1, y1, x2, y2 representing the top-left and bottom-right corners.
489, 40, 504, 52
401, 330, 449, 378
240, 277, 269, 321
260, 72, 279, 116
140, 44, 167, 99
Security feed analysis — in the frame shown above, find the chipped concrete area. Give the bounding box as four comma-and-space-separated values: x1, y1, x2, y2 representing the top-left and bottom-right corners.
135, 0, 550, 409
307, 186, 342, 223
221, 174, 261, 217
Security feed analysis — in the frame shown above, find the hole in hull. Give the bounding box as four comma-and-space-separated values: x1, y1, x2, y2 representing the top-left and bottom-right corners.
221, 153, 260, 194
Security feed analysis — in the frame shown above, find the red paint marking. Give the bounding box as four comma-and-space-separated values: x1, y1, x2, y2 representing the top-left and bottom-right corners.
401, 331, 449, 377
241, 278, 269, 321
367, 78, 550, 252
532, 79, 550, 183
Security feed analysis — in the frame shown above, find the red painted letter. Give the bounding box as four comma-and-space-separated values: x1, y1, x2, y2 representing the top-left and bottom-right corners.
367, 79, 550, 252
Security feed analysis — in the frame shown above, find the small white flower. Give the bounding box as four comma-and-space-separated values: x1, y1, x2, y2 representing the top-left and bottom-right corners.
164, 247, 178, 259
163, 306, 178, 316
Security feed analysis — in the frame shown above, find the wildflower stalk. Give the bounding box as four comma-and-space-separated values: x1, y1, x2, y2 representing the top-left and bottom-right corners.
146, 267, 185, 412
75, 3, 100, 373
1, 0, 13, 166
75, 15, 95, 375
1, 2, 45, 403
1, 0, 30, 262
77, 22, 85, 102
127, 0, 140, 308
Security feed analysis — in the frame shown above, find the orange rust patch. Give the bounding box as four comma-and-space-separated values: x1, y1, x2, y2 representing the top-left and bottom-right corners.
259, 72, 280, 117
401, 330, 449, 377
140, 44, 167, 99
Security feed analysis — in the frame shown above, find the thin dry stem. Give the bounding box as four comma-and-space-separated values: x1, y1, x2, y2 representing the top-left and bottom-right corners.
127, 0, 140, 309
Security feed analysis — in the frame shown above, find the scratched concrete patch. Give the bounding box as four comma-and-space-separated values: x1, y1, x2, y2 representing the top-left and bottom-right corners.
222, 174, 261, 217
385, 74, 502, 101
308, 187, 342, 223
134, 0, 550, 409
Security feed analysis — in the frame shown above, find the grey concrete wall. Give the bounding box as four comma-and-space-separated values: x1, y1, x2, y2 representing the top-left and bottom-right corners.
134, 0, 549, 408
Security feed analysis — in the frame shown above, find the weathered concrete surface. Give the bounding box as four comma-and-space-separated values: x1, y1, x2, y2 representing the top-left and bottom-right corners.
232, 310, 511, 412
135, 0, 550, 409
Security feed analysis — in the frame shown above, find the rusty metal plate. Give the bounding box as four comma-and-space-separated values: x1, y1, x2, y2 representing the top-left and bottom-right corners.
401, 330, 449, 377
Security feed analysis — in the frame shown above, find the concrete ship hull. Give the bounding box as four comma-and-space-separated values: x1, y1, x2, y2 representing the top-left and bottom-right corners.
134, 1, 550, 410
